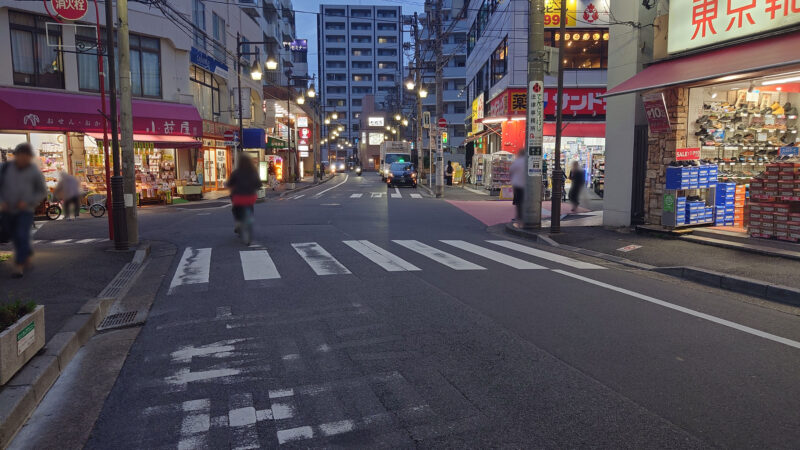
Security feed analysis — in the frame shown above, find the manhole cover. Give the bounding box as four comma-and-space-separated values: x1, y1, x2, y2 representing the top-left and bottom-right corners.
97, 311, 139, 330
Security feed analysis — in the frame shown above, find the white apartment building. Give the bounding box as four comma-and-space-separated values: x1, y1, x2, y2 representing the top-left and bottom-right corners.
418, 0, 469, 153
317, 5, 404, 159
464, 0, 610, 188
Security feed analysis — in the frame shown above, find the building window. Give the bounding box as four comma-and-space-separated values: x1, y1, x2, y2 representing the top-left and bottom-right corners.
77, 29, 161, 98
352, 61, 372, 69
467, 22, 476, 55
352, 112, 361, 119
352, 48, 372, 57
490, 37, 507, 85
352, 74, 372, 82
9, 12, 64, 89
326, 73, 346, 81
377, 62, 397, 70
325, 22, 345, 30
477, 1, 489, 36
454, 56, 466, 67
326, 48, 346, 56
327, 35, 345, 43
327, 99, 346, 107
546, 29, 608, 69
377, 49, 396, 56
378, 74, 395, 82
377, 36, 397, 44
351, 9, 371, 17
211, 13, 225, 62
377, 23, 396, 31
352, 124, 360, 132
454, 104, 466, 114
325, 8, 345, 16
292, 51, 307, 63
190, 66, 220, 120
326, 86, 346, 94
351, 22, 372, 30
326, 60, 346, 69
352, 86, 372, 94
352, 99, 362, 106
351, 36, 371, 43
376, 9, 396, 18
192, 0, 205, 48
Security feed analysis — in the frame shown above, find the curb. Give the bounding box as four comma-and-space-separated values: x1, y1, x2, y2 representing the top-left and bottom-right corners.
504, 223, 800, 307
278, 175, 335, 198
0, 242, 152, 448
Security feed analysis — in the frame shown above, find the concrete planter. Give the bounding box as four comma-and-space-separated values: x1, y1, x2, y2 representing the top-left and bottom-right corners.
0, 305, 45, 385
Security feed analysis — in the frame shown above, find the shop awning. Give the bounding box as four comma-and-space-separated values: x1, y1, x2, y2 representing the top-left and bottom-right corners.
603, 32, 800, 98
464, 130, 491, 143
545, 122, 606, 138
86, 133, 201, 148
0, 87, 202, 137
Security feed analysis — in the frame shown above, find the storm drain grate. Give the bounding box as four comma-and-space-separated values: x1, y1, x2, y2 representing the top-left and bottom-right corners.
98, 262, 141, 299
97, 311, 139, 330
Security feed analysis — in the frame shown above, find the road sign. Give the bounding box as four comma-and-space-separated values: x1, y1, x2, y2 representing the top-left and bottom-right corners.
223, 130, 238, 141
51, 0, 89, 21
437, 117, 448, 128
422, 112, 431, 129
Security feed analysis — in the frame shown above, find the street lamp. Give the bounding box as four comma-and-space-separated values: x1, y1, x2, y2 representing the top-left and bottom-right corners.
405, 78, 415, 90
265, 55, 278, 71
419, 87, 428, 98
385, 126, 391, 131
394, 114, 402, 121
297, 94, 305, 105
324, 118, 330, 125
331, 111, 339, 120
250, 59, 263, 81
307, 83, 316, 98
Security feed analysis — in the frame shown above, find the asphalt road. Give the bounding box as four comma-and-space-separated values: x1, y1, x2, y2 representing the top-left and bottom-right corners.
83, 173, 800, 448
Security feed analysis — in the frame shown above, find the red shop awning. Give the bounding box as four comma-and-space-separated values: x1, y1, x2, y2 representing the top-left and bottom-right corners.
86, 132, 202, 148
0, 87, 202, 137
604, 32, 800, 98
544, 122, 606, 138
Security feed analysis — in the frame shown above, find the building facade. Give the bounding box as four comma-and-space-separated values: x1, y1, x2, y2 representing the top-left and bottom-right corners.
317, 4, 404, 161
464, 0, 610, 191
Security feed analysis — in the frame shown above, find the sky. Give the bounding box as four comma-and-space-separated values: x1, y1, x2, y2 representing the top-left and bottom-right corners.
290, 0, 426, 79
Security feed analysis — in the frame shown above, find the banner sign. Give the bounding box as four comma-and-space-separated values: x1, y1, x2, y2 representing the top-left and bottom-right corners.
642, 93, 672, 133
527, 81, 544, 177
668, 0, 800, 54
190, 47, 229, 76
676, 147, 701, 160
489, 88, 606, 119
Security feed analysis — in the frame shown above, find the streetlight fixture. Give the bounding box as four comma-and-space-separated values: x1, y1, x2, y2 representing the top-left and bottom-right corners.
265, 55, 278, 71
324, 118, 330, 125
307, 83, 316, 98
297, 95, 305, 105
385, 126, 391, 131
419, 87, 428, 98
402, 119, 409, 126
405, 79, 415, 90
331, 111, 339, 120
394, 114, 402, 121
250, 59, 263, 81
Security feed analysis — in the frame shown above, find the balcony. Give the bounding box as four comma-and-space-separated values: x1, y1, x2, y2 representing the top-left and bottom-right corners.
442, 66, 466, 79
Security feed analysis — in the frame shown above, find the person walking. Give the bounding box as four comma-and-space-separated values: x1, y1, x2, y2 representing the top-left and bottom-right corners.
568, 160, 586, 213
0, 143, 47, 278
226, 153, 262, 244
445, 161, 454, 186
267, 161, 277, 190
55, 170, 81, 220
509, 149, 526, 222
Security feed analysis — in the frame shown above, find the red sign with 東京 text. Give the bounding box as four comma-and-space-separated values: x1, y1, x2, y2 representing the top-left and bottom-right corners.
676, 147, 701, 161
642, 93, 671, 133
50, 0, 89, 21
489, 88, 607, 119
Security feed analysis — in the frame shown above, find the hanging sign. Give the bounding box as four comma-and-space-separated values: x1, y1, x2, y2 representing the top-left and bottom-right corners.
49, 0, 89, 21
676, 147, 701, 160
527, 81, 544, 176
642, 93, 671, 133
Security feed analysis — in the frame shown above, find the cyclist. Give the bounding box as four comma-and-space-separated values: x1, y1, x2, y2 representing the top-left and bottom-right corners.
226, 153, 261, 242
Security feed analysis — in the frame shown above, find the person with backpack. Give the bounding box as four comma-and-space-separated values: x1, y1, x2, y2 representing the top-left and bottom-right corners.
0, 143, 47, 278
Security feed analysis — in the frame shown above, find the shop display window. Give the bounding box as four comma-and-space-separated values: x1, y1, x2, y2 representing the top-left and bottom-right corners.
0, 134, 28, 163
545, 29, 609, 69
134, 146, 176, 204
29, 133, 67, 188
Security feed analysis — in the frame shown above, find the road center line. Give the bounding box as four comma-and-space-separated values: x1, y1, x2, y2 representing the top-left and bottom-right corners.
551, 269, 800, 350
313, 175, 349, 198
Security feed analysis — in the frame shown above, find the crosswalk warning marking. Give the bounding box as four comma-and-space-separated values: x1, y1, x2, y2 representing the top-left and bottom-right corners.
440, 240, 547, 270
240, 250, 281, 280
392, 240, 486, 271
486, 240, 605, 269
343, 240, 421, 272
292, 243, 352, 276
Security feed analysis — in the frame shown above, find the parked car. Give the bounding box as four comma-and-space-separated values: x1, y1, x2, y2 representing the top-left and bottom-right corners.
386, 162, 417, 188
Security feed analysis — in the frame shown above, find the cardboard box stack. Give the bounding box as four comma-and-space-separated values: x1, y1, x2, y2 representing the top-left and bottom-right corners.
748, 162, 800, 242
715, 183, 736, 226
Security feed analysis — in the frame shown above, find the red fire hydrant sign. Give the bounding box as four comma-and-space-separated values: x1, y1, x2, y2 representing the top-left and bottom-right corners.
50, 0, 89, 21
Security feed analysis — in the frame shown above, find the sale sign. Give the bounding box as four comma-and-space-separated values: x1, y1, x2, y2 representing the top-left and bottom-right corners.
50, 0, 89, 21
642, 93, 671, 133
676, 147, 701, 161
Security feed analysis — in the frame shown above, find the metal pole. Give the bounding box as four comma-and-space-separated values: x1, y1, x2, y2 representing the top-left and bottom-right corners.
236, 33, 244, 155
433, 0, 444, 197
522, 0, 545, 228
104, 0, 128, 250
92, 0, 112, 240
413, 13, 423, 173
550, 0, 567, 233
118, 0, 137, 245
313, 102, 319, 183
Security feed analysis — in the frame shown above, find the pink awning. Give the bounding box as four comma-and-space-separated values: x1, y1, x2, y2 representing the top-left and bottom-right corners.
604, 32, 800, 98
86, 132, 202, 148
544, 122, 605, 138
0, 87, 202, 137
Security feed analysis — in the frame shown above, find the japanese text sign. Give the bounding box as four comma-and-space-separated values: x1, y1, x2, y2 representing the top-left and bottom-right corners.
642, 93, 672, 133
50, 0, 89, 21
527, 81, 544, 176
668, 0, 800, 53
544, 0, 577, 27
489, 88, 607, 118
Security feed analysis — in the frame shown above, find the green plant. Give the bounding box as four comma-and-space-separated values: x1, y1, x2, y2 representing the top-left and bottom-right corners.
0, 299, 37, 333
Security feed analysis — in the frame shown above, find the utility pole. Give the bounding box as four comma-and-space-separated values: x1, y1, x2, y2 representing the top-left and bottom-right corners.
104, 0, 128, 250
433, 0, 444, 198
413, 13, 423, 178
550, 0, 567, 233
522, 0, 545, 228
118, 0, 137, 245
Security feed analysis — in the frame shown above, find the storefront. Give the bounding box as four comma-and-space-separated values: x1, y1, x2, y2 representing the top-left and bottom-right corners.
200, 120, 238, 192
604, 10, 800, 242
0, 87, 202, 205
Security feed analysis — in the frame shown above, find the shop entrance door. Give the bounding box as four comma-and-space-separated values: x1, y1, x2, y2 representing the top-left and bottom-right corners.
202, 147, 229, 190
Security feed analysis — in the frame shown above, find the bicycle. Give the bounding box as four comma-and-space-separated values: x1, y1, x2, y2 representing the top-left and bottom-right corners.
86, 194, 107, 218
237, 206, 254, 245
45, 200, 62, 220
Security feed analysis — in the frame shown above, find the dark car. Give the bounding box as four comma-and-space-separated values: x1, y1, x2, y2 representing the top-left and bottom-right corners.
387, 162, 417, 188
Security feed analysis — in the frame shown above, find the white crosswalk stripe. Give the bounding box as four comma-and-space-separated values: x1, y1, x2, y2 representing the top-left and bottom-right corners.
343, 240, 421, 272
409, 193, 422, 199
486, 240, 605, 269
392, 240, 486, 271
52, 239, 72, 244
239, 250, 281, 280
74, 238, 99, 244
169, 247, 212, 294
350, 193, 363, 198
292, 243, 352, 275
440, 240, 547, 270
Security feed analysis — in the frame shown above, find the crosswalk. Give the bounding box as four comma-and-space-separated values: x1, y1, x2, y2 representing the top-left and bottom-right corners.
168, 239, 604, 294
285, 191, 424, 200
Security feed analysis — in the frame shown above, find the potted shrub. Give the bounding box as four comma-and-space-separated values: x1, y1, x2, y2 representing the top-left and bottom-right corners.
0, 299, 44, 385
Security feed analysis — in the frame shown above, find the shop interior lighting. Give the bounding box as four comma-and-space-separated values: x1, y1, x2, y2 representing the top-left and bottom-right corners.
510, 116, 526, 121
582, 33, 590, 40
762, 75, 800, 85
555, 33, 560, 41
564, 33, 570, 40
572, 33, 580, 40
592, 33, 601, 40
602, 32, 609, 40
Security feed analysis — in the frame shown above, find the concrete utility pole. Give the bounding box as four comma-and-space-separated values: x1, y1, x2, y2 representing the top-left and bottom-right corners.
522, 0, 545, 228
118, 0, 138, 245
550, 0, 568, 233
104, 0, 128, 250
413, 13, 423, 174
433, 0, 444, 197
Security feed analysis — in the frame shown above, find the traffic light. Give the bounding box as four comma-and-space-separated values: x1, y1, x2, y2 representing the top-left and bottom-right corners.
442, 132, 448, 144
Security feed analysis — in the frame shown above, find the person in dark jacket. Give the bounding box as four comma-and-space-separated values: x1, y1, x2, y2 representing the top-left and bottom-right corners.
226, 154, 262, 234
445, 161, 454, 185
568, 160, 586, 213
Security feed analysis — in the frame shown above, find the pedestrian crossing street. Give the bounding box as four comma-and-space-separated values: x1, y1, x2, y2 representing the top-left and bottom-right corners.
24, 238, 104, 246
168, 239, 604, 294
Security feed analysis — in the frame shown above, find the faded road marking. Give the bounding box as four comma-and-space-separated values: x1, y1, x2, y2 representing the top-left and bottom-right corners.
292, 242, 352, 276
169, 247, 212, 294
410, 193, 422, 198
392, 240, 485, 270
487, 240, 605, 269
441, 240, 547, 269
343, 240, 421, 272
350, 193, 363, 198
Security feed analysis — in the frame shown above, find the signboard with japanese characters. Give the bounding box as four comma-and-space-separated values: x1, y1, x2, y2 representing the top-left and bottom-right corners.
668, 0, 800, 54
15, 110, 200, 137
298, 127, 312, 143
368, 117, 385, 127
472, 93, 485, 134
297, 116, 309, 128
50, 0, 89, 21
544, 0, 610, 28
642, 93, 672, 133
527, 81, 544, 176
489, 88, 607, 119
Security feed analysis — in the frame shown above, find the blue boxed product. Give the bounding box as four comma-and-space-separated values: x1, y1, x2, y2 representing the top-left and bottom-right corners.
666, 167, 692, 189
